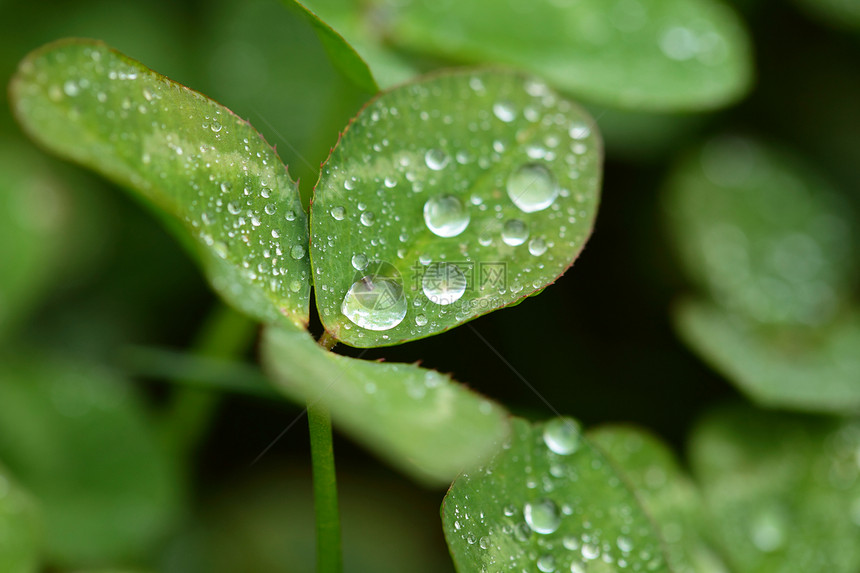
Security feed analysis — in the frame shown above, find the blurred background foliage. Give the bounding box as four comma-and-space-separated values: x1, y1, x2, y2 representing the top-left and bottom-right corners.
0, 0, 858, 571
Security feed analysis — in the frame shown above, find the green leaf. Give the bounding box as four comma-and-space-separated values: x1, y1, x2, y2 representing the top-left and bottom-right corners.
689, 405, 860, 572
281, 0, 378, 93
588, 425, 728, 573
376, 0, 752, 111
442, 417, 670, 573
0, 356, 180, 568
298, 0, 419, 88
675, 299, 860, 414
664, 136, 856, 327
10, 39, 311, 329
0, 464, 41, 573
311, 70, 601, 347
261, 326, 510, 485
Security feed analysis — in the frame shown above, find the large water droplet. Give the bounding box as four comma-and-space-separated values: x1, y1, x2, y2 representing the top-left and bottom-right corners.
537, 554, 556, 572
352, 253, 368, 270
425, 148, 450, 171
290, 245, 305, 260
330, 206, 345, 220
360, 211, 375, 227
529, 237, 548, 256
424, 195, 470, 237
507, 164, 559, 213
502, 219, 529, 246
341, 263, 406, 331
524, 499, 560, 534
422, 262, 467, 305
543, 417, 582, 455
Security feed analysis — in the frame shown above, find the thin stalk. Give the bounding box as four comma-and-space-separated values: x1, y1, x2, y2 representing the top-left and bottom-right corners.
308, 401, 342, 573
160, 303, 257, 459
308, 330, 342, 573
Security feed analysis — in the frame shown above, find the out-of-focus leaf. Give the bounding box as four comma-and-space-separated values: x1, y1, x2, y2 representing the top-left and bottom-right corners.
261, 326, 509, 485
311, 69, 601, 347
664, 136, 856, 327
0, 464, 41, 573
690, 405, 860, 573
203, 0, 373, 209
298, 0, 419, 88
443, 417, 670, 573
0, 357, 180, 568
280, 0, 378, 93
168, 468, 454, 573
792, 0, 860, 32
675, 299, 860, 414
377, 0, 752, 111
11, 40, 311, 329
589, 425, 728, 573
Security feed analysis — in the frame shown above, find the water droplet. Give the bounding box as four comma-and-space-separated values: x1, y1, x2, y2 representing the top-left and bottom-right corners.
352, 253, 368, 270
569, 121, 591, 140
617, 535, 633, 553
290, 245, 305, 260
284, 210, 297, 222
424, 195, 470, 237
63, 80, 79, 96
493, 101, 516, 123
425, 148, 450, 171
543, 417, 582, 455
751, 507, 786, 553
503, 504, 518, 517
581, 543, 600, 560
330, 206, 345, 220
537, 554, 556, 572
360, 211, 375, 227
507, 164, 559, 212
524, 499, 560, 534
227, 201, 242, 215
529, 237, 548, 256
264, 204, 276, 215
341, 263, 406, 331
502, 219, 529, 246
570, 563, 586, 573
422, 262, 467, 305
290, 280, 302, 293
415, 314, 428, 326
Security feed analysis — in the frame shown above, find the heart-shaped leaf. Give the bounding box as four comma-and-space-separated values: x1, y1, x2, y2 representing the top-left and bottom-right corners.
589, 425, 728, 573
281, 0, 378, 93
690, 405, 860, 572
664, 135, 856, 327
0, 464, 41, 573
10, 40, 311, 329
261, 326, 510, 485
375, 0, 752, 111
675, 299, 860, 414
442, 417, 670, 573
311, 70, 601, 347
0, 356, 180, 568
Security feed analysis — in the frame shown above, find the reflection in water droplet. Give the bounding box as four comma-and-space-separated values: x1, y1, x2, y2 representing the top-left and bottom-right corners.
569, 121, 591, 140
529, 237, 548, 256
543, 417, 582, 455
502, 219, 529, 246
493, 101, 516, 123
524, 499, 560, 534
330, 206, 345, 220
341, 264, 406, 331
423, 262, 468, 305
424, 195, 470, 237
290, 245, 305, 260
415, 314, 428, 326
425, 148, 450, 171
581, 543, 600, 560
507, 164, 559, 212
359, 211, 375, 227
352, 253, 368, 270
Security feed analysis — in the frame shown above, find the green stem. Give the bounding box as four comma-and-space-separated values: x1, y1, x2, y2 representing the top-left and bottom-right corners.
160, 303, 257, 459
308, 401, 342, 573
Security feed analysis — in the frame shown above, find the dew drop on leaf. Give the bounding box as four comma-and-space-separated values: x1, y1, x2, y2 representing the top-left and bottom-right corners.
524, 499, 561, 534
360, 211, 375, 227
422, 262, 468, 305
424, 195, 470, 237
330, 206, 345, 220
425, 148, 450, 171
502, 219, 529, 246
507, 163, 559, 213
529, 237, 548, 256
340, 270, 407, 331
351, 253, 368, 271
543, 417, 582, 455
